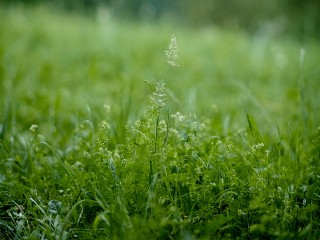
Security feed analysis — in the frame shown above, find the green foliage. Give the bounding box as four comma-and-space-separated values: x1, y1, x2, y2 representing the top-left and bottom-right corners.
0, 5, 320, 240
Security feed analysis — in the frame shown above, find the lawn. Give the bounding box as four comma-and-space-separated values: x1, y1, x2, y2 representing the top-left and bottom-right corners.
0, 5, 319, 239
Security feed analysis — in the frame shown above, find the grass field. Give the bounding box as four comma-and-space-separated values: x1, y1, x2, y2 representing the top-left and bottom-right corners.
0, 5, 320, 239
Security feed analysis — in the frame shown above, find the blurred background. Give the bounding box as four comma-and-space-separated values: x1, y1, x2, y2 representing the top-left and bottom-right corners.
3, 0, 320, 40
1, 0, 319, 139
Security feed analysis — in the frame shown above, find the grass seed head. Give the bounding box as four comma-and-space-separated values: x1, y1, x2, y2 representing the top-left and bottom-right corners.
165, 34, 179, 67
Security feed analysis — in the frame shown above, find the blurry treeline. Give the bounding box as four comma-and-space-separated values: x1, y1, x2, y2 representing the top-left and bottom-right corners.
3, 0, 320, 39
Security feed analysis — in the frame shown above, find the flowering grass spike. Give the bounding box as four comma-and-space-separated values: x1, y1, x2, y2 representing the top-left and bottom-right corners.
165, 34, 179, 67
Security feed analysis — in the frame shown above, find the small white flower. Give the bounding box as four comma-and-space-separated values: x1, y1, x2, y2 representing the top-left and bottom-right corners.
29, 124, 38, 133
237, 209, 246, 216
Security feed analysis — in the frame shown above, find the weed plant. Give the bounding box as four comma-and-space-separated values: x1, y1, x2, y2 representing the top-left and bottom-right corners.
0, 5, 320, 240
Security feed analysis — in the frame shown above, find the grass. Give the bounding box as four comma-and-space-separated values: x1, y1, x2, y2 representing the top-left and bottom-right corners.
0, 5, 320, 240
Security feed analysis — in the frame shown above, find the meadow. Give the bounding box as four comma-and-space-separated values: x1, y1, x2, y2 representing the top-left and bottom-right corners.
0, 5, 320, 239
